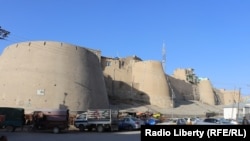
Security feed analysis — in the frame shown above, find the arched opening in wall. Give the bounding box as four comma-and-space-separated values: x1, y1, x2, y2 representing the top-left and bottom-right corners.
121, 61, 124, 67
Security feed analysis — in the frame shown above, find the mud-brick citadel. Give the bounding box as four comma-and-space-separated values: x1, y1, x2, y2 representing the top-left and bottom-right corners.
0, 41, 241, 113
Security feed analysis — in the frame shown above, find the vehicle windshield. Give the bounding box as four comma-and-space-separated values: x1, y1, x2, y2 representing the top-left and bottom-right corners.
131, 117, 138, 121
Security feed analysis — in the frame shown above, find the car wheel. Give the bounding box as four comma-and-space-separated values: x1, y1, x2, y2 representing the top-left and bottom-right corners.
128, 125, 133, 131
97, 125, 104, 132
53, 127, 60, 134
108, 126, 113, 132
4, 126, 16, 132
79, 124, 85, 131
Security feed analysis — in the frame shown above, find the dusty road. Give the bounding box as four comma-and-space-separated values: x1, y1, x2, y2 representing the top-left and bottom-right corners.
0, 130, 141, 141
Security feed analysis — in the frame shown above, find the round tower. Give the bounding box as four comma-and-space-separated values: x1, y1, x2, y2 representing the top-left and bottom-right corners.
198, 79, 216, 105
0, 41, 109, 113
132, 61, 172, 108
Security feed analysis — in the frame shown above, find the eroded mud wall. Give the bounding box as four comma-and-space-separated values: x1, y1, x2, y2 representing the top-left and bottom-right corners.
132, 61, 172, 108
0, 41, 109, 113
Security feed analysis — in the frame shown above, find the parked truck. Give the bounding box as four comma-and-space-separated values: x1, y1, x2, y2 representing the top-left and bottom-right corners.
0, 107, 25, 132
74, 109, 119, 132
29, 109, 70, 134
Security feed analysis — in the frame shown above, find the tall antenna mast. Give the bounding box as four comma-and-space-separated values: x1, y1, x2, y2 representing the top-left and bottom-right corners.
162, 41, 166, 73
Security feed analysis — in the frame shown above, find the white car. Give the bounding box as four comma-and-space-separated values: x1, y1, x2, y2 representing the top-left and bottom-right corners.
194, 118, 238, 125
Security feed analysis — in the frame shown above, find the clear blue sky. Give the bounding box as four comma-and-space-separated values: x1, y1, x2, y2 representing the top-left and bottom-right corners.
1, 0, 250, 95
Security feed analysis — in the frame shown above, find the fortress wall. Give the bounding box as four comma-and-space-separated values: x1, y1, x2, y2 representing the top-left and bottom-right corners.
198, 79, 216, 105
102, 57, 133, 98
167, 75, 194, 100
0, 41, 109, 112
219, 89, 240, 105
213, 89, 224, 105
172, 69, 187, 81
132, 61, 172, 108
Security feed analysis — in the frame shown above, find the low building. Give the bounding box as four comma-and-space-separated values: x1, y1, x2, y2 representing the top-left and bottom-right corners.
223, 102, 250, 120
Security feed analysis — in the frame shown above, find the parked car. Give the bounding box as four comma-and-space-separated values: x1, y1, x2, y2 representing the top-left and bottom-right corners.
176, 118, 187, 125
118, 116, 145, 130
189, 117, 201, 125
145, 117, 160, 125
218, 118, 239, 125
204, 118, 220, 123
236, 117, 250, 125
195, 117, 238, 125
156, 118, 186, 125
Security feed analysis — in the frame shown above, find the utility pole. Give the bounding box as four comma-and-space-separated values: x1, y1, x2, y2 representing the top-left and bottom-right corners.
171, 88, 174, 118
237, 88, 241, 120
0, 26, 10, 40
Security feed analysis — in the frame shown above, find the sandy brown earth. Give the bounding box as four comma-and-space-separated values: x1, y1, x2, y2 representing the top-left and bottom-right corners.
109, 99, 225, 118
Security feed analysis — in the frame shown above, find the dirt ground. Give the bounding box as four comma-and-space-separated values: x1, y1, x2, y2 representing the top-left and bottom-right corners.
109, 99, 224, 118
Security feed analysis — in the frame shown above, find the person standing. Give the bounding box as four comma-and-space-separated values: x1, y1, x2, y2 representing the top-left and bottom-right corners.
242, 116, 249, 125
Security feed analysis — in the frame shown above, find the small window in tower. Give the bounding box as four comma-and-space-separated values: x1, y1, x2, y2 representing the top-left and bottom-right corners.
106, 61, 111, 66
